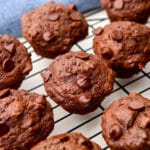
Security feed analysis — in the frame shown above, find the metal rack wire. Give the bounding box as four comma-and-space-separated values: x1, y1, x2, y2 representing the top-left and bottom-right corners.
19, 8, 150, 150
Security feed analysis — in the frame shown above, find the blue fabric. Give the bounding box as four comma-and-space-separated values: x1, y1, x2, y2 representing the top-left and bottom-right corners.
0, 0, 100, 37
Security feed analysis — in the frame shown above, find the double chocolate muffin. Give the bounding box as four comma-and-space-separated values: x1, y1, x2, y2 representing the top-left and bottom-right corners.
93, 21, 150, 78
0, 89, 54, 149
0, 34, 32, 89
102, 93, 150, 150
101, 0, 150, 24
41, 51, 115, 114
22, 2, 88, 58
31, 132, 102, 150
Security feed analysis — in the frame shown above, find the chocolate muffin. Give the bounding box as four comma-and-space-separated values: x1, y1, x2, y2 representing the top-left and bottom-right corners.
102, 93, 150, 150
0, 89, 54, 149
101, 0, 150, 24
0, 34, 32, 89
41, 51, 115, 114
22, 2, 88, 58
93, 21, 150, 78
31, 132, 102, 150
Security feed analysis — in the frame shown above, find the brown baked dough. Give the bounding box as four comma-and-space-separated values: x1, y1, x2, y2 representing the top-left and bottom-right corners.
93, 21, 150, 78
102, 93, 150, 150
0, 34, 32, 89
41, 51, 115, 114
22, 1, 88, 58
31, 132, 102, 150
0, 89, 54, 149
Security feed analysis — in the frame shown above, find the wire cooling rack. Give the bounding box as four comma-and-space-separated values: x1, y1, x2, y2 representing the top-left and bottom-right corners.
19, 8, 150, 150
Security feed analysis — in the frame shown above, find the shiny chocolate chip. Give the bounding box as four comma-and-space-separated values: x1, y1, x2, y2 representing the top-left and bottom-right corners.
4, 43, 15, 54
113, 0, 124, 10
2, 58, 14, 72
0, 123, 10, 136
109, 124, 122, 140
77, 76, 90, 89
129, 100, 145, 110
111, 30, 123, 41
75, 52, 90, 59
42, 31, 55, 42
79, 95, 91, 107
48, 12, 60, 21
102, 47, 113, 59
70, 12, 81, 21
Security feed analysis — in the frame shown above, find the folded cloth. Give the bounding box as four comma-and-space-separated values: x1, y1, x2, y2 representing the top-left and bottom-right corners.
0, 0, 100, 37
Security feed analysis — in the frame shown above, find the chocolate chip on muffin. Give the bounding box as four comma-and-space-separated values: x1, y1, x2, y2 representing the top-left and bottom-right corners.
31, 132, 102, 150
22, 2, 88, 58
0, 89, 54, 149
102, 93, 150, 150
41, 51, 115, 114
93, 21, 150, 78
0, 34, 32, 89
101, 0, 150, 24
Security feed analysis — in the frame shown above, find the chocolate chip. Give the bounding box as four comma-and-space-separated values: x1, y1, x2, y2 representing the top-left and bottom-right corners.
111, 30, 123, 41
70, 12, 81, 21
77, 76, 90, 89
48, 12, 60, 21
79, 95, 91, 107
129, 100, 145, 110
0, 123, 10, 136
68, 4, 77, 10
2, 58, 14, 72
0, 88, 10, 98
42, 31, 54, 42
109, 124, 122, 140
102, 47, 113, 59
4, 43, 15, 54
113, 0, 124, 10
115, 109, 138, 127
80, 140, 92, 148
75, 52, 90, 59
60, 136, 69, 142
93, 27, 103, 35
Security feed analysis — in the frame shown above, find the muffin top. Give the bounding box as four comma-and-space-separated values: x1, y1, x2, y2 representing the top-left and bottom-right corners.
42, 51, 115, 114
93, 21, 150, 77
0, 89, 54, 149
31, 132, 102, 150
22, 2, 88, 58
0, 34, 32, 89
102, 93, 150, 150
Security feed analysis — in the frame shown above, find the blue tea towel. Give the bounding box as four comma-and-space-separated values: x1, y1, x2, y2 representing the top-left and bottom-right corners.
0, 0, 100, 37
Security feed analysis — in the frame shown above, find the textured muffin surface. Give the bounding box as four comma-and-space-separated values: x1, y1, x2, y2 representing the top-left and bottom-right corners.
31, 132, 102, 150
42, 51, 115, 114
101, 0, 150, 23
93, 21, 150, 78
0, 34, 32, 89
102, 93, 150, 150
0, 89, 54, 149
22, 2, 88, 58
